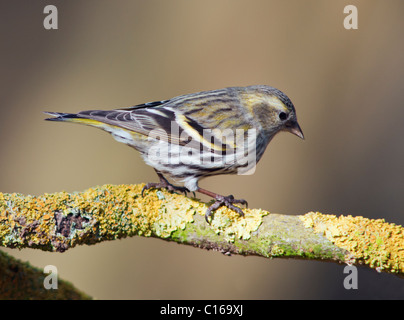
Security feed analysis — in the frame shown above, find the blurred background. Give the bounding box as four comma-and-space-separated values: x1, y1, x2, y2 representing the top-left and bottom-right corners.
1, 0, 403, 299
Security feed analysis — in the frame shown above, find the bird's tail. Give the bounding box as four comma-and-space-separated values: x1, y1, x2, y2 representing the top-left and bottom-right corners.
44, 111, 106, 128
44, 112, 79, 121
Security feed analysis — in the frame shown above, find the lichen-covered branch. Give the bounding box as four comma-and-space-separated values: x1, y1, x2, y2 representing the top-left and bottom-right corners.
0, 184, 403, 278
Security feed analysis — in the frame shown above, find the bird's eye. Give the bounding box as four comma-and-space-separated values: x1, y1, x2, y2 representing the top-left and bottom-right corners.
279, 112, 288, 121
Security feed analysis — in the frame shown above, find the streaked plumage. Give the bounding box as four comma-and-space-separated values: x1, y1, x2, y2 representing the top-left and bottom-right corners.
45, 85, 304, 222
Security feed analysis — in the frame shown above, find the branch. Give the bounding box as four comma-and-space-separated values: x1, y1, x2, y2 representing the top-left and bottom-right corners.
0, 184, 403, 278
0, 250, 91, 299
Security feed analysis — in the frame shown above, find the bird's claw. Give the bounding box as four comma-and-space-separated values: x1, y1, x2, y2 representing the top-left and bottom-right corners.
141, 182, 190, 197
205, 195, 248, 223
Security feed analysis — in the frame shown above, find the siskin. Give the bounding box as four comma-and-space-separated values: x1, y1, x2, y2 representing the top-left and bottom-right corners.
45, 85, 304, 222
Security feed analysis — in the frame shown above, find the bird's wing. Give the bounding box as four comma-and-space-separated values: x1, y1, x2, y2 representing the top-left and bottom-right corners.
45, 88, 250, 152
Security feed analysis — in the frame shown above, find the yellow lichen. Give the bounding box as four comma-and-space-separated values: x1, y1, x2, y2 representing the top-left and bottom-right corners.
300, 211, 404, 274
151, 192, 196, 238
205, 206, 268, 242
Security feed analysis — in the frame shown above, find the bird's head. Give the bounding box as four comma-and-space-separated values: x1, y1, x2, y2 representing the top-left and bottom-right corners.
240, 85, 304, 140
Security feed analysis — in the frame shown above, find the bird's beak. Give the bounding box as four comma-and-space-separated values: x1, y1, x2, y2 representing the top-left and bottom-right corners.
287, 121, 304, 140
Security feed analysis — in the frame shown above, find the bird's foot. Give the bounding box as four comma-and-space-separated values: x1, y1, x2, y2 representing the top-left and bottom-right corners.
141, 179, 190, 197
205, 194, 248, 223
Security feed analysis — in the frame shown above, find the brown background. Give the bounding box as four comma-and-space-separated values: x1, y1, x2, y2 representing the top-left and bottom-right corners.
1, 0, 403, 299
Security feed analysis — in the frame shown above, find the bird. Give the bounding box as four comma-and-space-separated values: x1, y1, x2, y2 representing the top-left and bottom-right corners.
45, 85, 304, 222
